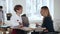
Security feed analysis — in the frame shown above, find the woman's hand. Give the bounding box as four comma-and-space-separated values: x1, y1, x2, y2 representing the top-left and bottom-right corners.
18, 24, 23, 28
35, 23, 39, 25
35, 23, 40, 27
35, 23, 40, 26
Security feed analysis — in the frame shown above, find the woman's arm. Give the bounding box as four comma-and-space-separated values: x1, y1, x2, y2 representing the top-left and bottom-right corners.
42, 17, 54, 32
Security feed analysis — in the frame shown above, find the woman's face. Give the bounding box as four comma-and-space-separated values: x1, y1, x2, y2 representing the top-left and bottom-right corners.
16, 8, 23, 14
40, 9, 48, 17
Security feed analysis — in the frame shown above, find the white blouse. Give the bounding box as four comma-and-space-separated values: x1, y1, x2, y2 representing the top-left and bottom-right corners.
10, 13, 22, 27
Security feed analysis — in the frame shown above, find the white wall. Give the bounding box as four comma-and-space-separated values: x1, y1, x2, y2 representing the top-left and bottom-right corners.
54, 0, 60, 31
54, 0, 60, 19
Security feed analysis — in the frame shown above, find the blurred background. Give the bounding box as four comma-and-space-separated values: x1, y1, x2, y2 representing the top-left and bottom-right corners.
0, 0, 60, 32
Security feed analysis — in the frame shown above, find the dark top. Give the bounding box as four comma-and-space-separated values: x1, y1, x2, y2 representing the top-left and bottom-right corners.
42, 16, 55, 32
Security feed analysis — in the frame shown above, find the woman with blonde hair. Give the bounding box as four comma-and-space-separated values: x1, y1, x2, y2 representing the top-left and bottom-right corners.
40, 6, 55, 33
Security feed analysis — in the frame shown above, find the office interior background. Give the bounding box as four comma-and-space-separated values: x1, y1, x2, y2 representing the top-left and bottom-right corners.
0, 0, 60, 32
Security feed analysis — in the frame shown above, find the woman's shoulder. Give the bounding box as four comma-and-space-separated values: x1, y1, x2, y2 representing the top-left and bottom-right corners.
44, 16, 53, 22
45, 16, 51, 19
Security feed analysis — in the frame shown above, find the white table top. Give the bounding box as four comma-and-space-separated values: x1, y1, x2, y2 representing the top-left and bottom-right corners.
11, 26, 46, 32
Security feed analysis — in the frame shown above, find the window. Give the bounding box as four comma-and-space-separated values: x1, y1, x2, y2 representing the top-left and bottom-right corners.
3, 0, 54, 22
6, 0, 13, 13
26, 0, 54, 21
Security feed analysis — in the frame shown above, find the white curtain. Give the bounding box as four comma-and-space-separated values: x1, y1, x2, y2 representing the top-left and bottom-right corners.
4, 0, 54, 22
26, 0, 54, 21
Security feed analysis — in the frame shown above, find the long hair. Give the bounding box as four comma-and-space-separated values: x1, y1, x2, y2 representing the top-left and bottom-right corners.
41, 6, 52, 21
41, 6, 51, 17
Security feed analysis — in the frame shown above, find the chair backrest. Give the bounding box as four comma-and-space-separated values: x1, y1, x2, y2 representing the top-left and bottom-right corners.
21, 16, 29, 27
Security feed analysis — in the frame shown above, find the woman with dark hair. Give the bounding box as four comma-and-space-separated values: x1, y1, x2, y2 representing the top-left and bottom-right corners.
40, 6, 55, 34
